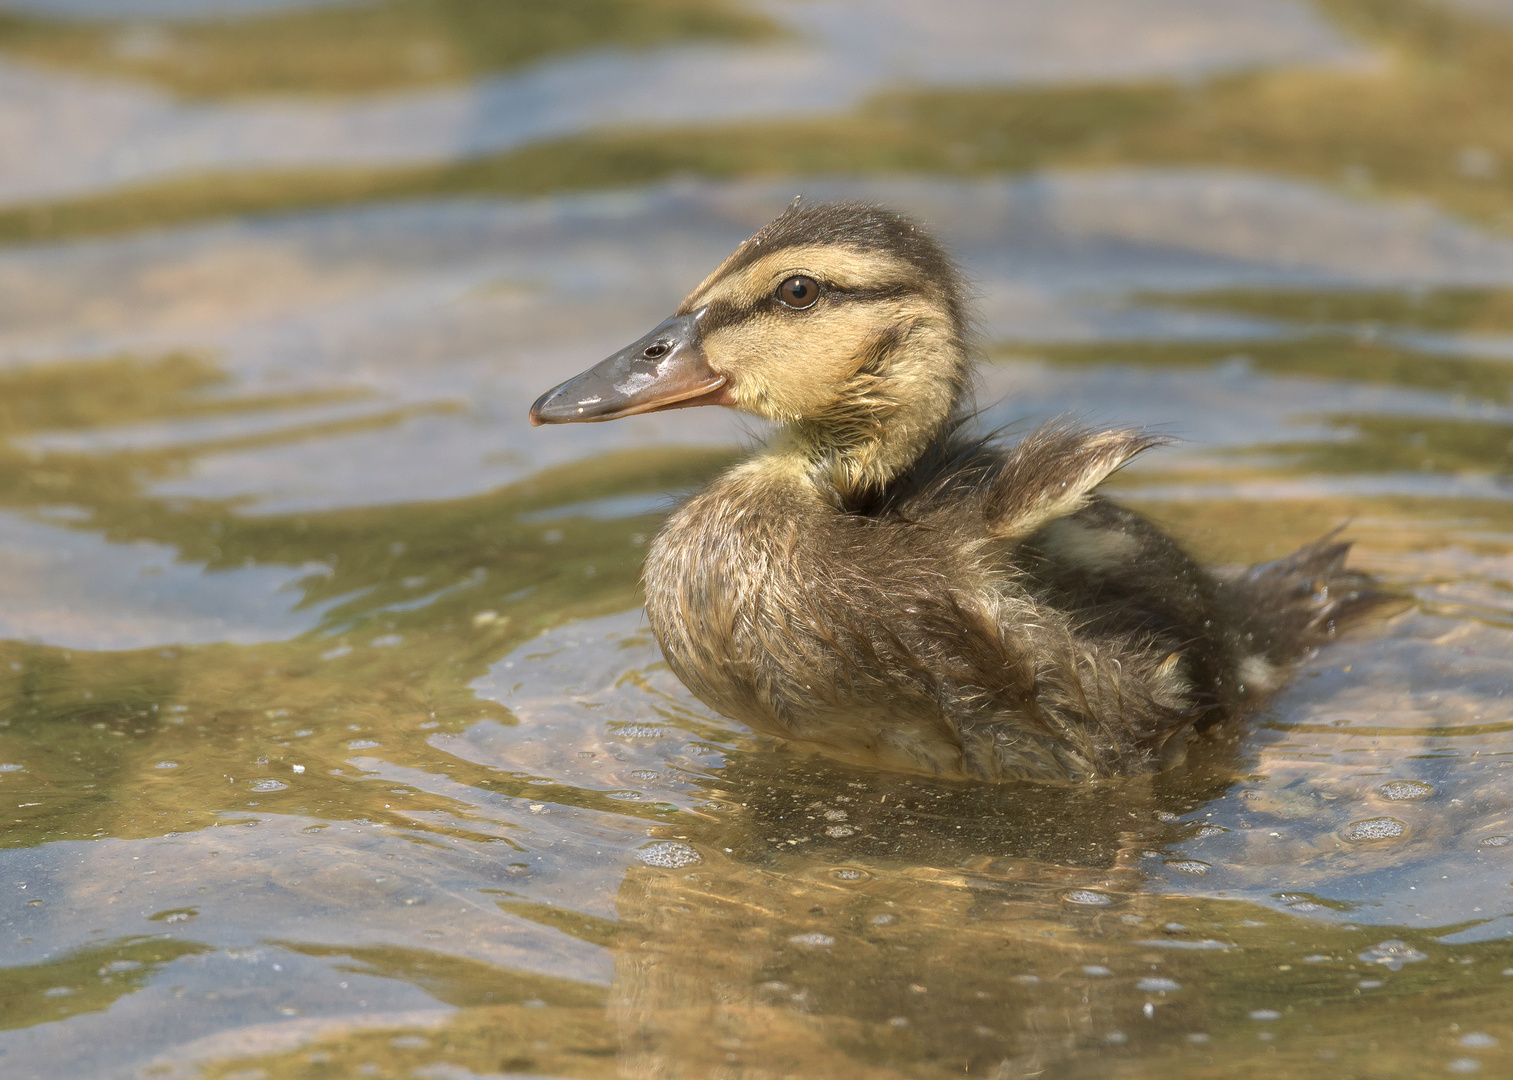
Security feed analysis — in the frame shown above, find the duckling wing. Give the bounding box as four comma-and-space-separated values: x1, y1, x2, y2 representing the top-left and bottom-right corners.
979, 424, 1170, 540
890, 422, 1168, 541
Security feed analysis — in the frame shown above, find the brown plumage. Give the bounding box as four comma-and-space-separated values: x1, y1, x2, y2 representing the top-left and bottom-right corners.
531, 199, 1385, 781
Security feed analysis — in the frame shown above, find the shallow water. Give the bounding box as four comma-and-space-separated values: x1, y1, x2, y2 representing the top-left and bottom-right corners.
3, 1, 1513, 1078
0, 0, 1357, 204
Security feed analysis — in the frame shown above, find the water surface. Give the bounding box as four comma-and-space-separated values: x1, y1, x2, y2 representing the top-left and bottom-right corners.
3, 2, 1513, 1078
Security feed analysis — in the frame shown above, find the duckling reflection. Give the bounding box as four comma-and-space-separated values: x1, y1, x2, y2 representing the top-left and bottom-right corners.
699, 731, 1242, 870
532, 200, 1383, 781
606, 748, 1242, 1079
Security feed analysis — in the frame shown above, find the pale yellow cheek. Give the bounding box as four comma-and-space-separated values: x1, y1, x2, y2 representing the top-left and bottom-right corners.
705, 311, 884, 418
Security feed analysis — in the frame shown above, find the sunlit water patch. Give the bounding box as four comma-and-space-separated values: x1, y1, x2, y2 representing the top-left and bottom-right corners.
0, 510, 337, 648
4, 8, 1513, 1070
5, 173, 1513, 520
0, 0, 1365, 205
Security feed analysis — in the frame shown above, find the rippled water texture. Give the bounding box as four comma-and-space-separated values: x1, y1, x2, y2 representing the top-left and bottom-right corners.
3, 1, 1513, 1077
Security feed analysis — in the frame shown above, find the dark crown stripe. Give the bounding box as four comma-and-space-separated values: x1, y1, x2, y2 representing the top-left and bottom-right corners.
693, 200, 965, 329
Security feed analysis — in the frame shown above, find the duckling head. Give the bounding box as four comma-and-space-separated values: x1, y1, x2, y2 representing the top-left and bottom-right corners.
530, 199, 970, 494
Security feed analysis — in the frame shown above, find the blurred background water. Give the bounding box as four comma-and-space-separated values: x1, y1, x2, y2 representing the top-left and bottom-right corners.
2, 1, 1513, 1077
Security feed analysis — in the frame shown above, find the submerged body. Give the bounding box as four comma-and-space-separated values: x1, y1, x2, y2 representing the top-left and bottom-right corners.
533, 200, 1379, 780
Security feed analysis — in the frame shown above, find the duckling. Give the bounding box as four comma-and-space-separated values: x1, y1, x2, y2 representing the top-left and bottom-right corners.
530, 199, 1382, 781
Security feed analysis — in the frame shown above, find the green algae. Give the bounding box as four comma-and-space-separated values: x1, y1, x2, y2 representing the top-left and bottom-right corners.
999, 335, 1513, 405
0, 0, 775, 99
4, 0, 1513, 245
1134, 287, 1513, 336
0, 937, 212, 1032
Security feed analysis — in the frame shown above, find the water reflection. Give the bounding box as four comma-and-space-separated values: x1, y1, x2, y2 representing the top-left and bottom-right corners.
3, 0, 1513, 1076
0, 0, 1355, 205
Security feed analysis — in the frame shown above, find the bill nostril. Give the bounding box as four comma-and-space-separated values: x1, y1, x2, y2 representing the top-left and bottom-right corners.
643, 343, 669, 359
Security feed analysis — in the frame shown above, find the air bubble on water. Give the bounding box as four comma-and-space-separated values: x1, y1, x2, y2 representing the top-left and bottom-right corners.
1136, 977, 1181, 992
1447, 1059, 1482, 1074
788, 932, 834, 947
629, 770, 659, 782
636, 841, 701, 868
871, 913, 894, 925
1460, 1033, 1498, 1049
830, 868, 866, 881
612, 725, 664, 738
1186, 1033, 1211, 1044
1104, 1031, 1127, 1044
250, 780, 287, 793
1378, 780, 1434, 801
1062, 890, 1113, 906
1359, 979, 1383, 989
1359, 939, 1428, 970
1250, 1009, 1282, 1021
825, 825, 855, 837
347, 739, 380, 750
824, 809, 848, 821
1479, 835, 1510, 847
1342, 817, 1406, 842
607, 790, 645, 801
0, 763, 24, 772
1155, 811, 1180, 822
1196, 825, 1228, 837
1013, 974, 1040, 984
155, 761, 178, 770
1083, 965, 1111, 977
1165, 860, 1210, 875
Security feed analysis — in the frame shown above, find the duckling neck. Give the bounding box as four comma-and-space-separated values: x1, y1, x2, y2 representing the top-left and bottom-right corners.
786, 323, 967, 498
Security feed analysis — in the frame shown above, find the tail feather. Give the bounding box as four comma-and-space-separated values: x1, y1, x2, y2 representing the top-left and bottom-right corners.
1218, 527, 1397, 664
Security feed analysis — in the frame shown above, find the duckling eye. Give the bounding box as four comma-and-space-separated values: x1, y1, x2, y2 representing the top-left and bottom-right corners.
776, 275, 820, 310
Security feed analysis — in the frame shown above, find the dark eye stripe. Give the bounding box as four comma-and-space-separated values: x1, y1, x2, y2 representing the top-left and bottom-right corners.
696, 297, 748, 334
842, 283, 915, 304
695, 282, 918, 333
